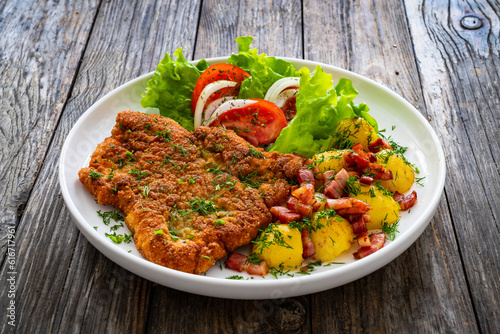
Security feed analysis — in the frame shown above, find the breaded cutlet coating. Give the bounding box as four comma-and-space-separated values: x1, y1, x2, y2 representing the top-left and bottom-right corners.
79, 111, 303, 274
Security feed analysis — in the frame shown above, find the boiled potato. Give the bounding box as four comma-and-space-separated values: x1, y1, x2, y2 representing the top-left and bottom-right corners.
313, 149, 348, 173
335, 117, 378, 151
253, 224, 303, 269
351, 184, 399, 230
376, 149, 415, 193
311, 215, 354, 262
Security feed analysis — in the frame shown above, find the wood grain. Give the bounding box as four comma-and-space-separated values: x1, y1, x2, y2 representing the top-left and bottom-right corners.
0, 0, 99, 267
304, 0, 478, 332
404, 1, 500, 332
0, 0, 200, 333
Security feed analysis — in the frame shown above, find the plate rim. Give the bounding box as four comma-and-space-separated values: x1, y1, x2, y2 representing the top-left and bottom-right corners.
58, 56, 446, 299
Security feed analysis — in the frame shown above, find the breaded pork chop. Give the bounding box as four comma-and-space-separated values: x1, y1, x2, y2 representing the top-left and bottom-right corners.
79, 111, 303, 274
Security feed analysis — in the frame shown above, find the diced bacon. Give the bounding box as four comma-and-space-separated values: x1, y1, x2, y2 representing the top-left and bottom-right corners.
351, 153, 370, 168
353, 245, 378, 259
351, 143, 364, 153
298, 167, 315, 185
225, 252, 269, 276
351, 198, 372, 211
353, 233, 386, 259
270, 206, 290, 218
334, 168, 350, 190
271, 206, 301, 223
357, 232, 371, 247
279, 211, 301, 224
287, 196, 299, 211
398, 191, 418, 211
362, 214, 371, 222
323, 170, 335, 182
393, 191, 404, 202
290, 185, 299, 192
301, 229, 316, 258
367, 164, 393, 180
351, 218, 368, 235
368, 153, 377, 163
295, 203, 313, 218
246, 260, 269, 276
292, 184, 315, 204
324, 180, 343, 198
368, 138, 393, 153
360, 175, 373, 185
325, 198, 353, 210
225, 252, 248, 272
370, 233, 386, 249
347, 171, 359, 178
337, 207, 368, 215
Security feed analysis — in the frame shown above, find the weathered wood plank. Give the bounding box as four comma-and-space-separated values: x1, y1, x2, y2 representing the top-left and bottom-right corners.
144, 0, 308, 333
304, 0, 478, 332
0, 0, 99, 266
404, 0, 500, 332
0, 0, 100, 331
0, 0, 201, 333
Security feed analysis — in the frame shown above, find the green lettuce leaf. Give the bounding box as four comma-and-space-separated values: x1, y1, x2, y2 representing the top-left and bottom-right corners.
229, 36, 303, 99
270, 66, 377, 157
141, 48, 206, 131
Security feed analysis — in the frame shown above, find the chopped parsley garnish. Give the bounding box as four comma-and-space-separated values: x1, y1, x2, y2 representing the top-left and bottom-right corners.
247, 146, 265, 159
187, 198, 218, 215
155, 129, 171, 142
226, 275, 244, 280
381, 218, 400, 241
89, 170, 103, 180
97, 209, 124, 226
105, 232, 133, 244
128, 167, 150, 180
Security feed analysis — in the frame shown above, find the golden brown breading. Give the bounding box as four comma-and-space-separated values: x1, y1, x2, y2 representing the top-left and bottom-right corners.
79, 111, 303, 274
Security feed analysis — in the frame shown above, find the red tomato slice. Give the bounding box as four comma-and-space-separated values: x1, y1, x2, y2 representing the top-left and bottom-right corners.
191, 63, 250, 114
209, 99, 288, 146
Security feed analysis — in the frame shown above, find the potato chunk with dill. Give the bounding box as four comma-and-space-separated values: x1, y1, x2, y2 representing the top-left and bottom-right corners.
333, 117, 378, 151
376, 149, 415, 193
310, 213, 354, 262
253, 223, 303, 269
313, 149, 348, 173
350, 184, 399, 230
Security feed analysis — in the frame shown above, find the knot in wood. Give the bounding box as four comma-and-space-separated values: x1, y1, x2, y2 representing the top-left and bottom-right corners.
460, 15, 483, 30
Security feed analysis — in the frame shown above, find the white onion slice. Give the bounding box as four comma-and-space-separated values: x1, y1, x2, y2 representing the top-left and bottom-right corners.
202, 96, 235, 126
274, 88, 298, 109
206, 99, 258, 126
194, 80, 238, 128
264, 77, 300, 103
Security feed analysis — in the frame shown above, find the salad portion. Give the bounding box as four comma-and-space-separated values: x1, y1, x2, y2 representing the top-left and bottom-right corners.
138, 37, 419, 277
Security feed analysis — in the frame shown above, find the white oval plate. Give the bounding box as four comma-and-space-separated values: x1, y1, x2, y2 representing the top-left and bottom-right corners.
59, 57, 445, 299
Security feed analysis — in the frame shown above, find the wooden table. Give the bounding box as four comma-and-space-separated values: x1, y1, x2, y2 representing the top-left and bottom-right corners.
1, 0, 499, 332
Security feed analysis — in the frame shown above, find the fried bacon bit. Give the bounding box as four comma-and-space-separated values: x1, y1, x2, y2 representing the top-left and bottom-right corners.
368, 138, 393, 153
351, 217, 368, 235
226, 252, 269, 276
331, 198, 372, 217
323, 168, 350, 199
356, 232, 371, 248
345, 144, 393, 181
353, 233, 386, 259
271, 206, 302, 224
395, 190, 418, 211
359, 175, 374, 185
298, 167, 315, 185
301, 229, 316, 258
292, 183, 315, 204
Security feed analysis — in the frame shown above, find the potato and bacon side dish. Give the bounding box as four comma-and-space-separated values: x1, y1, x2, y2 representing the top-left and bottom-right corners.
82, 36, 420, 278
225, 118, 418, 277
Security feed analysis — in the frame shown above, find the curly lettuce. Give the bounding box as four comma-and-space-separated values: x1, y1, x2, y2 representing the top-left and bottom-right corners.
270, 66, 378, 157
229, 36, 303, 99
141, 48, 208, 131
